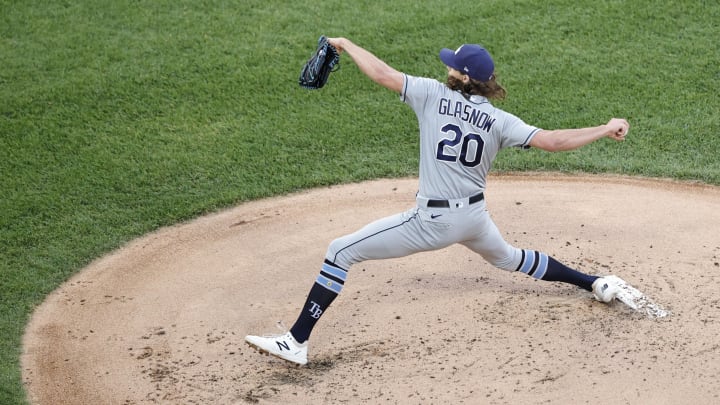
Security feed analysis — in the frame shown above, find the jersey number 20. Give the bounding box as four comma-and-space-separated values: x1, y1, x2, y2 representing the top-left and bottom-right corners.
436, 123, 484, 167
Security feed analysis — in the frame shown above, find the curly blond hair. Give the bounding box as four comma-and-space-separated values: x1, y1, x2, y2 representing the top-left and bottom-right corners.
447, 75, 507, 101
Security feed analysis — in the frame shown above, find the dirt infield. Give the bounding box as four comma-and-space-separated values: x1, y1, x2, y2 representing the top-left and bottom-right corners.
21, 174, 720, 404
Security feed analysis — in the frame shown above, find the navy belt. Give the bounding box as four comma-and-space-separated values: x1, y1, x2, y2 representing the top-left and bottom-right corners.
426, 192, 484, 208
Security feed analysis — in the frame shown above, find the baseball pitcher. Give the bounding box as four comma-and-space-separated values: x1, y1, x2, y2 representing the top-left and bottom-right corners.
246, 37, 652, 366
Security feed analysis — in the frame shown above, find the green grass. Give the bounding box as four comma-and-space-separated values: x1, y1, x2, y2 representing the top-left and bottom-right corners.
1, 0, 718, 403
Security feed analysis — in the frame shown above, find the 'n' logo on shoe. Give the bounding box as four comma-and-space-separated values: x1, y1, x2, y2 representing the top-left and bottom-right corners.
276, 340, 290, 351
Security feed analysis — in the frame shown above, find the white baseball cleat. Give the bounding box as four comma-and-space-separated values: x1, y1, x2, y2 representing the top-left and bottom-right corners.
245, 331, 308, 365
592, 275, 623, 303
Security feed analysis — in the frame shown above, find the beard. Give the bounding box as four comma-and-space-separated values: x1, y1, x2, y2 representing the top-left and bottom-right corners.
446, 75, 465, 92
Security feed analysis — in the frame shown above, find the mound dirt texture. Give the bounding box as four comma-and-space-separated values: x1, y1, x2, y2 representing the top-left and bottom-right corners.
22, 174, 720, 404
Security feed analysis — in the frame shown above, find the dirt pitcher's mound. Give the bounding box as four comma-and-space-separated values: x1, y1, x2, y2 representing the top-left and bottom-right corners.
21, 174, 720, 404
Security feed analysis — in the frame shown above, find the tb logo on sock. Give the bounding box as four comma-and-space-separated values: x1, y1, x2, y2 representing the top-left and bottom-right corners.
308, 301, 323, 319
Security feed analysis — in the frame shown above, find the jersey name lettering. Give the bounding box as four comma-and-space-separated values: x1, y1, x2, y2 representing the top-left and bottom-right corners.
438, 97, 496, 132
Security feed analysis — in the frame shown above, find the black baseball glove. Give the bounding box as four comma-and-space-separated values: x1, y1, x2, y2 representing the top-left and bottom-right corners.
298, 35, 340, 90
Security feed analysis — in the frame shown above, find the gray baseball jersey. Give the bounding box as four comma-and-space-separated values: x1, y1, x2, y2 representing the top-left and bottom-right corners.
401, 74, 540, 199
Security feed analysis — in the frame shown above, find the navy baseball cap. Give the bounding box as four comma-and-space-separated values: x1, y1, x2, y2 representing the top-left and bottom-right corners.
439, 44, 495, 82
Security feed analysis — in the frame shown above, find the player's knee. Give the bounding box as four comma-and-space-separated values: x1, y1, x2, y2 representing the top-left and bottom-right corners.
326, 237, 354, 270
326, 237, 344, 257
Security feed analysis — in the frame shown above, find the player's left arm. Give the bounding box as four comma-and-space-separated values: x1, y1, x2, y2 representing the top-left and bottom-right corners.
529, 118, 629, 152
326, 37, 404, 93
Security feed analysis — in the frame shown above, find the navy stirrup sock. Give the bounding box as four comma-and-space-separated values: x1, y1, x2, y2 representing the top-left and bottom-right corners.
290, 260, 347, 343
515, 250, 597, 291
542, 256, 597, 291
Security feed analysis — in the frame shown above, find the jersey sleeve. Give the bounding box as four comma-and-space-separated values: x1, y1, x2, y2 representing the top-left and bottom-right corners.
400, 74, 442, 110
498, 110, 542, 149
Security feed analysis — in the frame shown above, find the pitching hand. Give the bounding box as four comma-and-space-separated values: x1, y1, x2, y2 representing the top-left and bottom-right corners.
606, 118, 630, 141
